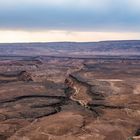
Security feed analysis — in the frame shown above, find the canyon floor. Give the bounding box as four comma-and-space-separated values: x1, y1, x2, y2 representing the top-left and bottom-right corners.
0, 55, 139, 140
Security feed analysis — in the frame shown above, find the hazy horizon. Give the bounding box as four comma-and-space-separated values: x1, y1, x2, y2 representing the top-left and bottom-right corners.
0, 39, 140, 44
0, 0, 140, 42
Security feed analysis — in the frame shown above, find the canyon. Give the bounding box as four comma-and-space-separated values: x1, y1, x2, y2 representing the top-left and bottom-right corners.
0, 41, 139, 140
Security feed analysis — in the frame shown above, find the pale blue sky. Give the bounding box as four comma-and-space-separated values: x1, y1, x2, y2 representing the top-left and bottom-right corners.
0, 0, 140, 42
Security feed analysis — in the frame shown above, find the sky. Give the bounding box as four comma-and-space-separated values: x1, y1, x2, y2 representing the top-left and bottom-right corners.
0, 0, 140, 42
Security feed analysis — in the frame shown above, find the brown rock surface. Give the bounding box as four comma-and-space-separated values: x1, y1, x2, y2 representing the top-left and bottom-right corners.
0, 55, 139, 140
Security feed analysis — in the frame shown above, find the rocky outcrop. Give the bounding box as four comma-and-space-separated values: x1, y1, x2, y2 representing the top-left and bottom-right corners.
18, 71, 33, 82
0, 70, 33, 84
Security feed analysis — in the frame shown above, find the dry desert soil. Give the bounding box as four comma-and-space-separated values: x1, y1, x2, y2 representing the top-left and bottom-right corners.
0, 54, 139, 140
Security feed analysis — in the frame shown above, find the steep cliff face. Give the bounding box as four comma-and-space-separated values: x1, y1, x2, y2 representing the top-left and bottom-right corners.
65, 75, 93, 107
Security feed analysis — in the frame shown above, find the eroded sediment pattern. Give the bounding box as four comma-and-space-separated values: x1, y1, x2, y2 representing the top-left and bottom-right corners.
0, 56, 139, 140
